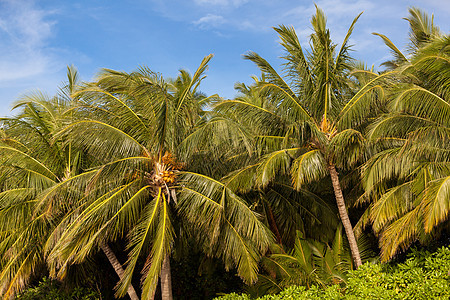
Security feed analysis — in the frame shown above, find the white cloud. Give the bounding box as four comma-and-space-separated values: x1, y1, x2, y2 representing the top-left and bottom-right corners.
193, 0, 249, 7
193, 14, 226, 29
274, 0, 415, 66
315, 0, 376, 18
0, 0, 59, 81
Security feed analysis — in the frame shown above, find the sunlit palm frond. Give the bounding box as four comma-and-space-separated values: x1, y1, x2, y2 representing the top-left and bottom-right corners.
132, 191, 173, 300
379, 204, 424, 262
329, 129, 366, 170
337, 71, 394, 130
244, 52, 314, 124
257, 148, 301, 188
274, 25, 314, 100
372, 33, 408, 68
178, 171, 273, 283
290, 150, 327, 189
222, 164, 259, 193
392, 85, 450, 126
404, 7, 441, 53
422, 176, 450, 232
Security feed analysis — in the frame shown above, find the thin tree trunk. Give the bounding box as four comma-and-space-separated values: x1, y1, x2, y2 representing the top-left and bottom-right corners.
160, 255, 173, 300
266, 204, 283, 245
100, 242, 140, 300
328, 164, 362, 268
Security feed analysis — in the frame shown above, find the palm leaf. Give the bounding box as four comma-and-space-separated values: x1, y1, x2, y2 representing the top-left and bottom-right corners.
423, 176, 450, 232
291, 150, 327, 189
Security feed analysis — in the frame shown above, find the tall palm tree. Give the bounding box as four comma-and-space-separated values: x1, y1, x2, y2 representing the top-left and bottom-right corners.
0, 110, 59, 298
0, 67, 111, 298
0, 67, 141, 300
205, 6, 371, 268
224, 77, 340, 247
356, 8, 449, 261
46, 55, 273, 299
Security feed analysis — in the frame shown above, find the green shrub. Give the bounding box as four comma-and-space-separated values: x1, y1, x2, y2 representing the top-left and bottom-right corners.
346, 246, 450, 299
15, 277, 100, 300
214, 246, 450, 300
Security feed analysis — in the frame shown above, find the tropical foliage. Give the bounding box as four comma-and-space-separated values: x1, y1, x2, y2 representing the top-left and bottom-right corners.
0, 67, 89, 297
245, 225, 376, 298
200, 5, 370, 268
214, 245, 450, 300
355, 7, 450, 261
0, 6, 448, 300
15, 277, 100, 300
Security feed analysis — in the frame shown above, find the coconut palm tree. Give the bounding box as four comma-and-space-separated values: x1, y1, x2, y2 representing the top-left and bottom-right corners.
0, 67, 141, 300
0, 68, 90, 297
205, 6, 374, 268
0, 114, 60, 298
227, 77, 341, 247
183, 74, 341, 250
356, 8, 449, 261
46, 55, 273, 299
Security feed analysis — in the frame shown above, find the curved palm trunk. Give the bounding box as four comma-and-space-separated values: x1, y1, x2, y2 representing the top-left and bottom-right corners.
266, 204, 283, 245
160, 255, 173, 300
328, 164, 362, 268
100, 243, 140, 300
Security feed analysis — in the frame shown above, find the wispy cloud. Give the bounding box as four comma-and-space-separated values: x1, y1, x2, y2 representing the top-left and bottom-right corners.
315, 0, 376, 18
0, 0, 58, 81
193, 0, 249, 7
193, 14, 226, 29
274, 0, 420, 63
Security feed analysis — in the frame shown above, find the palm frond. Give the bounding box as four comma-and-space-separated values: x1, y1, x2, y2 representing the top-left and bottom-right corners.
178, 171, 273, 283
140, 193, 174, 300
392, 85, 450, 126
372, 33, 408, 66
257, 148, 301, 188
379, 205, 424, 261
423, 176, 450, 232
291, 150, 327, 189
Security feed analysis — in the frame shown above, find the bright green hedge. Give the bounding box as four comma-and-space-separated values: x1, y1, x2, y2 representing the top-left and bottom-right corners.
214, 246, 450, 300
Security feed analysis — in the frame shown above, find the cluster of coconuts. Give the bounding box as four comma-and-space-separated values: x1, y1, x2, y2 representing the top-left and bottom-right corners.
152, 162, 177, 185
150, 152, 182, 185
160, 170, 176, 184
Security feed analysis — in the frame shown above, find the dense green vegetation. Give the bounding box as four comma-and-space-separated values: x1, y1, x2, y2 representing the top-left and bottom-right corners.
16, 277, 100, 300
214, 246, 450, 299
0, 6, 448, 300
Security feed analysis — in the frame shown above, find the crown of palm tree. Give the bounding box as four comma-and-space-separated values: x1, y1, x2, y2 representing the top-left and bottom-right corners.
0, 67, 91, 297
185, 6, 371, 268
355, 8, 449, 261
43, 55, 272, 299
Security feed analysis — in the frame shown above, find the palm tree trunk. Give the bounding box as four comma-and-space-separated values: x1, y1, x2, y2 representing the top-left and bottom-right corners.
328, 164, 362, 268
266, 204, 283, 245
160, 255, 173, 300
100, 242, 140, 300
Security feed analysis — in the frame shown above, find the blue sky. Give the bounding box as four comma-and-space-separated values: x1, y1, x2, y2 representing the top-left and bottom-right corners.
0, 0, 448, 116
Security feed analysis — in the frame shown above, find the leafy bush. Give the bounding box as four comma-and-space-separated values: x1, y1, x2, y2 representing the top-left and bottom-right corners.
214, 246, 450, 299
15, 277, 100, 300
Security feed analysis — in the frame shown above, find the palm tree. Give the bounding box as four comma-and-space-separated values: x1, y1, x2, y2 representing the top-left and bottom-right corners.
0, 117, 58, 298
184, 74, 341, 250
0, 67, 99, 297
227, 77, 341, 247
0, 67, 141, 300
356, 8, 449, 261
46, 55, 273, 299
207, 6, 372, 268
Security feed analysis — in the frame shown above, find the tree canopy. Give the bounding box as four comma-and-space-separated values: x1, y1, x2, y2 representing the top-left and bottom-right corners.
0, 6, 448, 300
